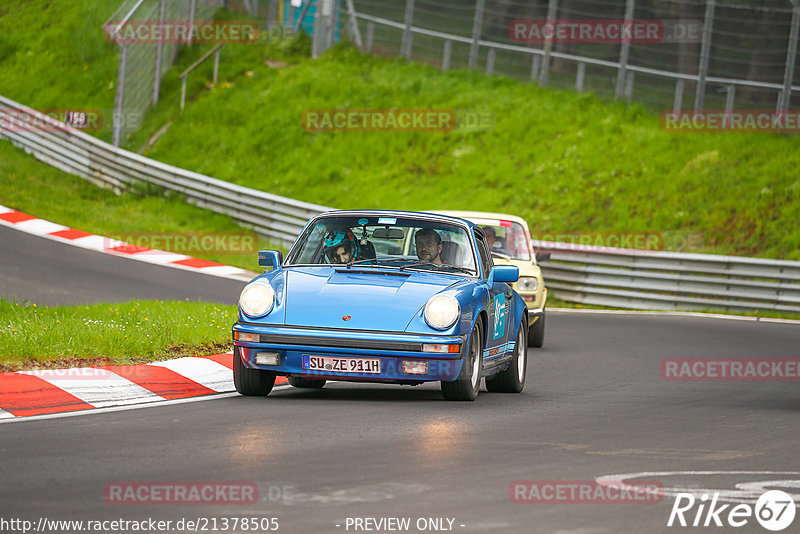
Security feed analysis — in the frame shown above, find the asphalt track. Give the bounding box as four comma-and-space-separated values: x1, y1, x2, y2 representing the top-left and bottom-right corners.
2, 226, 800, 533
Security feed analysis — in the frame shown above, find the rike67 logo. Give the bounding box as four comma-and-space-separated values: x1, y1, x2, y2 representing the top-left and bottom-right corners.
668, 490, 796, 531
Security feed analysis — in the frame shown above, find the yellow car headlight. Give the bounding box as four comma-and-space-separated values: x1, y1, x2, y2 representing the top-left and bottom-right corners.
517, 277, 538, 292
239, 279, 275, 318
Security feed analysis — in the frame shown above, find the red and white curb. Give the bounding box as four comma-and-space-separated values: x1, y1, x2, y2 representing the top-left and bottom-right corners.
0, 353, 288, 420
0, 204, 256, 282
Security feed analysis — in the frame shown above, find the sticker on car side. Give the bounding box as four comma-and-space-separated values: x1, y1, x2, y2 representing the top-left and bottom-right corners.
493, 293, 506, 340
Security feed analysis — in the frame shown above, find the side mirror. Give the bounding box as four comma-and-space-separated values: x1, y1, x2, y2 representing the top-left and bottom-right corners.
489, 265, 519, 284
535, 252, 551, 263
258, 250, 283, 271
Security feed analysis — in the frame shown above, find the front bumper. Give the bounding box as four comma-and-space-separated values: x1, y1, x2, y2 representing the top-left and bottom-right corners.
233, 323, 468, 382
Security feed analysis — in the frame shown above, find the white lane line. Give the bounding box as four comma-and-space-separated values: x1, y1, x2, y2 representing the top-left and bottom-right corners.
149, 357, 234, 392
14, 219, 68, 235
18, 368, 166, 408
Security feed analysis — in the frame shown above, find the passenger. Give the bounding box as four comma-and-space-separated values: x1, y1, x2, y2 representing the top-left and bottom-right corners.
415, 228, 443, 264
324, 229, 359, 264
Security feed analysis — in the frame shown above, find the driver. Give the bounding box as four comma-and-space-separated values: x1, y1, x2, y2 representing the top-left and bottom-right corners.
324, 229, 360, 264
414, 228, 443, 264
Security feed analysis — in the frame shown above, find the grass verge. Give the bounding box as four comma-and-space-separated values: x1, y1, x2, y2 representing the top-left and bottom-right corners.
0, 299, 237, 370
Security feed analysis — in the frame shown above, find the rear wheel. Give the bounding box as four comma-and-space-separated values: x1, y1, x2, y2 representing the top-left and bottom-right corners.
486, 318, 527, 393
441, 322, 482, 401
528, 312, 545, 348
233, 346, 276, 396
288, 377, 326, 389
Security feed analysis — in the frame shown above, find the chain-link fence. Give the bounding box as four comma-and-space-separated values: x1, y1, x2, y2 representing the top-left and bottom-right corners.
106, 0, 225, 146
348, 0, 800, 114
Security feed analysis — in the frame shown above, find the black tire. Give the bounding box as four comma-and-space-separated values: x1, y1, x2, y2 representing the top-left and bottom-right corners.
233, 346, 276, 396
441, 321, 482, 401
288, 376, 326, 389
528, 312, 545, 348
486, 318, 527, 393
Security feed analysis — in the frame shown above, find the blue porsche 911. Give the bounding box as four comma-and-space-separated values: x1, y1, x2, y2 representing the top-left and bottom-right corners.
232, 210, 530, 401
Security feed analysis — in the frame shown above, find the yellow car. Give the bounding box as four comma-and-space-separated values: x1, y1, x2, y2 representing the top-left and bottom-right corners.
434, 211, 547, 347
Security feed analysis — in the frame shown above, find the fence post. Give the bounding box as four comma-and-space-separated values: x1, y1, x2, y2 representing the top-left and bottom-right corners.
539, 0, 558, 87
112, 43, 127, 147
780, 3, 800, 111
293, 0, 312, 33
267, 0, 278, 28
615, 0, 635, 100
402, 0, 415, 60
344, 0, 363, 48
469, 0, 486, 69
673, 79, 684, 113
213, 47, 221, 85
153, 0, 166, 105
576, 62, 586, 92
366, 21, 375, 53
694, 0, 715, 111
442, 40, 452, 71
188, 0, 197, 45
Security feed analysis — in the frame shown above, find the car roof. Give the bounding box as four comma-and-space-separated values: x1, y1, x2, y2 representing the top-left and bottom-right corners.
430, 210, 530, 229
315, 209, 477, 229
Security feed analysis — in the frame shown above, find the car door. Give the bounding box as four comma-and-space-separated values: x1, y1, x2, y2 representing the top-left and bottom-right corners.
476, 232, 511, 362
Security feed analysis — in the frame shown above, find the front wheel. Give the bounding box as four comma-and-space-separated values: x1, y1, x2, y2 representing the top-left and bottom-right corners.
233, 346, 276, 396
441, 322, 482, 401
528, 312, 545, 348
486, 318, 527, 393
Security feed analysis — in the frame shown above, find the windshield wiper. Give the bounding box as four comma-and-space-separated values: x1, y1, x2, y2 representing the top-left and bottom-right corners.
345, 258, 401, 268
399, 260, 440, 271
436, 264, 478, 275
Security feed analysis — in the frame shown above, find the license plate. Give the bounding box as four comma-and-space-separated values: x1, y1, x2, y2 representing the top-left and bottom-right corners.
302, 355, 381, 374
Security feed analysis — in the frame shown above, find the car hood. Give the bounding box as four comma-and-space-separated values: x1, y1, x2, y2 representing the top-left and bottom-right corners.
284, 266, 460, 331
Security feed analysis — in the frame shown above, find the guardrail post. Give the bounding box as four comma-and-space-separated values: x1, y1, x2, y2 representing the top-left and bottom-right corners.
539, 0, 558, 87
153, 0, 166, 105
673, 79, 684, 113
724, 84, 735, 114
486, 48, 496, 74
576, 62, 586, 92
401, 0, 415, 60
442, 40, 452, 71
213, 48, 221, 84
694, 0, 715, 111
530, 54, 541, 81
112, 42, 128, 147
615, 0, 635, 100
780, 3, 800, 111
366, 21, 375, 53
469, 0, 486, 69
625, 71, 635, 103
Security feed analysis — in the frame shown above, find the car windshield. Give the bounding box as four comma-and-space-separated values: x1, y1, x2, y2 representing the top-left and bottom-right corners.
479, 221, 531, 261
285, 215, 478, 275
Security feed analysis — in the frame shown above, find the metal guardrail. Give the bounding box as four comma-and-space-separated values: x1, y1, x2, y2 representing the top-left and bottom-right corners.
0, 95, 331, 247
2, 93, 800, 314
534, 241, 800, 314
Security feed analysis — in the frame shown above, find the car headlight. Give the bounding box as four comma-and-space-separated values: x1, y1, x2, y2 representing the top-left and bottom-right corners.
239, 279, 275, 317
517, 277, 538, 292
424, 294, 460, 330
